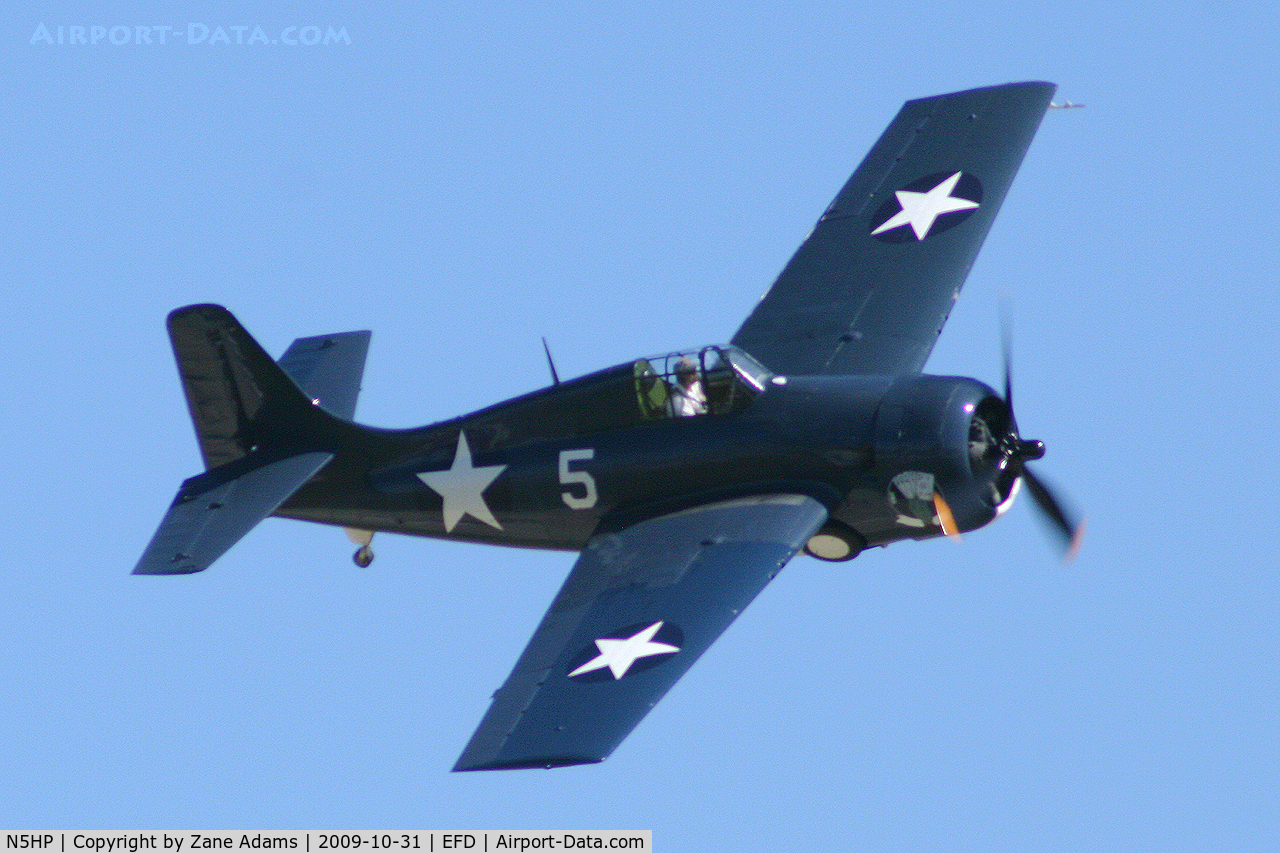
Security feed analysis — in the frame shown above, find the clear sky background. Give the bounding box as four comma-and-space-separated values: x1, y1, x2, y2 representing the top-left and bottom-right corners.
3, 2, 1278, 849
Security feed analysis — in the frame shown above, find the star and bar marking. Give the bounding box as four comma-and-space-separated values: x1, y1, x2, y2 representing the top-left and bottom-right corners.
870, 171, 981, 241
417, 431, 506, 532
568, 621, 681, 680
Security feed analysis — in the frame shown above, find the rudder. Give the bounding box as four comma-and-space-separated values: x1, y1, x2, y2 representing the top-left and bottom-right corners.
167, 304, 323, 470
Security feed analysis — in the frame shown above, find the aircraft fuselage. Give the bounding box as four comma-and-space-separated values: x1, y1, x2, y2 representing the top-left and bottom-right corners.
276, 362, 1011, 557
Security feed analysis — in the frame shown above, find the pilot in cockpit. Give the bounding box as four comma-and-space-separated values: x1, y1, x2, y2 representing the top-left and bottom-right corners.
667, 357, 707, 417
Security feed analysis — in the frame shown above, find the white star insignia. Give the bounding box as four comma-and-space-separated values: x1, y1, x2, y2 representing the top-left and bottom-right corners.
568, 621, 681, 680
871, 171, 980, 240
417, 431, 506, 532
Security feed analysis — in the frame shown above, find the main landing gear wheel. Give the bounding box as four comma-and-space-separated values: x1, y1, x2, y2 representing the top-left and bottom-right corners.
353, 545, 374, 568
804, 522, 866, 562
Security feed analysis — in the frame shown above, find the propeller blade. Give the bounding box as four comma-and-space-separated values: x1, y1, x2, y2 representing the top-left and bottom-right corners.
997, 296, 1084, 562
1001, 316, 1015, 413
1021, 466, 1085, 561
933, 491, 962, 541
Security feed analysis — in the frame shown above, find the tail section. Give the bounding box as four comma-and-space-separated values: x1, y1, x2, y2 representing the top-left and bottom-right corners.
167, 304, 368, 469
134, 305, 371, 575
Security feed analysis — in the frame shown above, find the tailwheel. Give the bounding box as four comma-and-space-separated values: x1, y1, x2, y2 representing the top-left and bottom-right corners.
345, 528, 375, 568
804, 521, 866, 562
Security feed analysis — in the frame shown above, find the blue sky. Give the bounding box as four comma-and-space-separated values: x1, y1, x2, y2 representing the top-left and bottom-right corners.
3, 2, 1278, 849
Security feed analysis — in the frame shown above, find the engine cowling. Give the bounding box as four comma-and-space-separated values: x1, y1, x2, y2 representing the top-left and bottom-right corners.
873, 375, 1019, 536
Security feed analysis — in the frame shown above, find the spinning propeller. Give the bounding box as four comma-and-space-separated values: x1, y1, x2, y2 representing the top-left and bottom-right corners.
935, 325, 1085, 561
997, 322, 1085, 560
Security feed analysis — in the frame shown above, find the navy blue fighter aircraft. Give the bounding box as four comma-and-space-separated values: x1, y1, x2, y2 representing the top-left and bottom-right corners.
135, 82, 1081, 771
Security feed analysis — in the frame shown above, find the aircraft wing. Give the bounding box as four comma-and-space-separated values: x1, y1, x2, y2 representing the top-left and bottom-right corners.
731, 81, 1056, 376
453, 494, 828, 771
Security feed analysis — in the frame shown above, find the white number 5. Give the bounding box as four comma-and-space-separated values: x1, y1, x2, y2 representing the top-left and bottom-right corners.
559, 448, 597, 510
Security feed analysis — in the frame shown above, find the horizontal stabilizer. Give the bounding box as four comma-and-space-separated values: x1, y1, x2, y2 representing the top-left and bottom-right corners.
277, 330, 371, 421
133, 451, 333, 575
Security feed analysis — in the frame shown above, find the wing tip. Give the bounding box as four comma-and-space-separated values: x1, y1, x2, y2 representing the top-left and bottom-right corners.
452, 754, 604, 772
132, 562, 206, 576
907, 80, 1056, 102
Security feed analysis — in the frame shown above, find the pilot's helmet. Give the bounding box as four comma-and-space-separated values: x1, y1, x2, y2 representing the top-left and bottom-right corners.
674, 357, 698, 380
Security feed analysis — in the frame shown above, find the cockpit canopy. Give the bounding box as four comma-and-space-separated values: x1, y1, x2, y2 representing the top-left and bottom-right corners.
633, 345, 771, 420
431, 345, 773, 455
